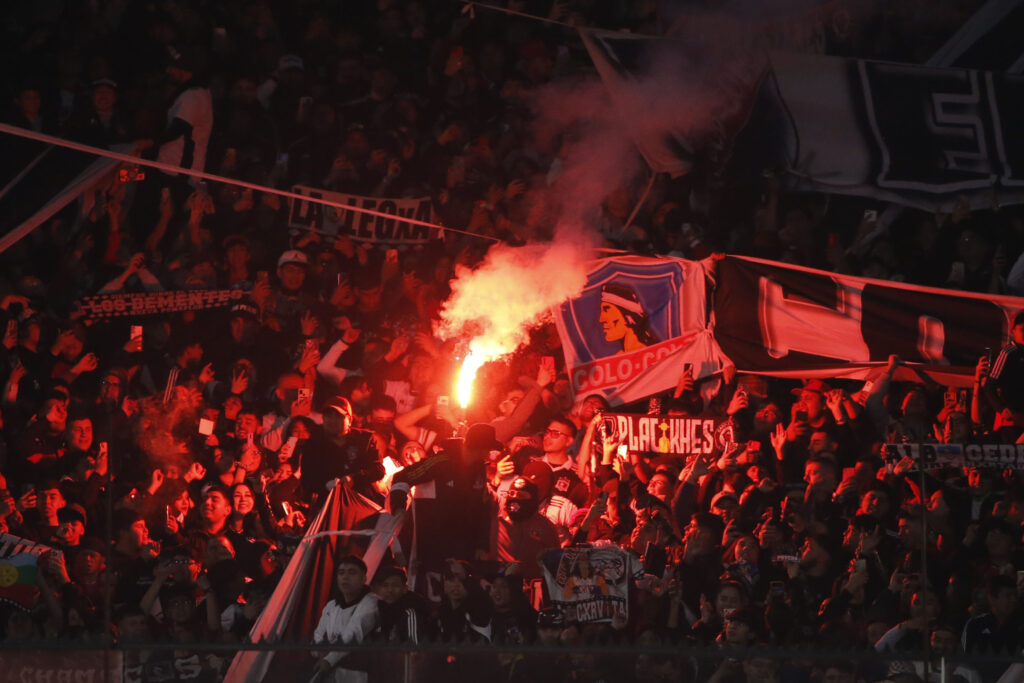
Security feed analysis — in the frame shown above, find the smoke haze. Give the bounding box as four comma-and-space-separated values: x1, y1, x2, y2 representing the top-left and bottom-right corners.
437, 0, 873, 369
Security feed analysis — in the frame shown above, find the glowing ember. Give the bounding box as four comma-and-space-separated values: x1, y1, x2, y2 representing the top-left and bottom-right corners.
455, 350, 487, 408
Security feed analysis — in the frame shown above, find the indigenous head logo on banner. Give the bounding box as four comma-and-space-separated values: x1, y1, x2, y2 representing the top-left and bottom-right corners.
554, 255, 726, 406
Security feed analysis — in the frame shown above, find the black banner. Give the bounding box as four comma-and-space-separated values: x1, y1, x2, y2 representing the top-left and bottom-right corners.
76, 289, 246, 319
287, 185, 441, 244
859, 61, 1024, 194
714, 256, 1020, 382
885, 442, 1024, 470
765, 51, 1024, 211
603, 413, 723, 456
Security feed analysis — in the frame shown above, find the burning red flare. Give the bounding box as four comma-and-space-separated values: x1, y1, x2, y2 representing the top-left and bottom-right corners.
455, 350, 486, 408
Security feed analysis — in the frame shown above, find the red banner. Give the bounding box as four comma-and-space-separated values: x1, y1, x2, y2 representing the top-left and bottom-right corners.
570, 336, 694, 395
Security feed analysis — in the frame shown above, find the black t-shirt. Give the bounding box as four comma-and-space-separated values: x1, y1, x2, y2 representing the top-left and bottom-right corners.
542, 459, 589, 508
300, 428, 381, 501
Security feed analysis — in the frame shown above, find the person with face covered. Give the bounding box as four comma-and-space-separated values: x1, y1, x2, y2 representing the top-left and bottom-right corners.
366, 394, 398, 461
494, 476, 559, 581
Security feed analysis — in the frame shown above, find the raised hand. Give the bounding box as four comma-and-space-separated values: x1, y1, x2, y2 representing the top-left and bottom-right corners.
770, 422, 786, 455
231, 366, 249, 395
976, 355, 990, 382
199, 363, 215, 385
726, 389, 748, 416
300, 310, 318, 337
72, 352, 99, 375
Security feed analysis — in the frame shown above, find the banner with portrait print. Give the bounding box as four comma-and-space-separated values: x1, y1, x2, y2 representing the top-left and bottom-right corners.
540, 544, 644, 623
287, 185, 442, 244
555, 253, 1024, 405
552, 254, 730, 407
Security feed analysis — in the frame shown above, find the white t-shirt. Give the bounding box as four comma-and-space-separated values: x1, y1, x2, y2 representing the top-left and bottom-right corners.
313, 591, 378, 682
158, 86, 213, 176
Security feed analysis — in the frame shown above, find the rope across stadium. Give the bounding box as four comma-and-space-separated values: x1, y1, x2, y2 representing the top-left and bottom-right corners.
0, 122, 499, 243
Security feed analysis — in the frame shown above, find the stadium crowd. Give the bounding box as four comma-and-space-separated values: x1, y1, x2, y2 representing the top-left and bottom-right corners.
2, 1, 1024, 682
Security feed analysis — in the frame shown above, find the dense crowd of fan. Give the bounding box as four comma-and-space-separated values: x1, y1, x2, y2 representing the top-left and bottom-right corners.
2, 1, 1024, 682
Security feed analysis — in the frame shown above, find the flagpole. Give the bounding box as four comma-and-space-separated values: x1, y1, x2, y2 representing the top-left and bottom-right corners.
621, 172, 658, 234
0, 123, 498, 243
0, 146, 51, 202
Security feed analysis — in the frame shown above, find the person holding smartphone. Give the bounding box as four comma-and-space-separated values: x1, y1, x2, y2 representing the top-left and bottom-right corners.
982, 309, 1024, 429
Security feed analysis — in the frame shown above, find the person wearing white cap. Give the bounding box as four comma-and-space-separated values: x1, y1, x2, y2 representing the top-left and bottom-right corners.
68, 78, 132, 147
260, 249, 314, 334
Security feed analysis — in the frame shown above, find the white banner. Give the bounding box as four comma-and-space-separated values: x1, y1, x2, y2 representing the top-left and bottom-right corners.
540, 544, 643, 623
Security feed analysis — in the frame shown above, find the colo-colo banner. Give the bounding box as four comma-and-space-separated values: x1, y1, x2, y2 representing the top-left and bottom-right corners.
714, 255, 1024, 386
553, 255, 729, 406
767, 51, 1024, 212
76, 289, 246, 319
885, 443, 1024, 470
288, 185, 442, 244
540, 544, 643, 623
602, 413, 724, 456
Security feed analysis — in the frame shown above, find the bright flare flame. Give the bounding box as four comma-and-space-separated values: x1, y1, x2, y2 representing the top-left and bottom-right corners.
438, 240, 592, 409
455, 350, 487, 408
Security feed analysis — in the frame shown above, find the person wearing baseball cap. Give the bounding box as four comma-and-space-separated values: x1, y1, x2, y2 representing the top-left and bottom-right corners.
276, 249, 309, 295
264, 249, 316, 334
302, 395, 381, 504
494, 476, 558, 580
775, 379, 842, 483
55, 502, 88, 549
790, 379, 831, 398
68, 78, 131, 147
787, 379, 834, 438
277, 249, 309, 269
